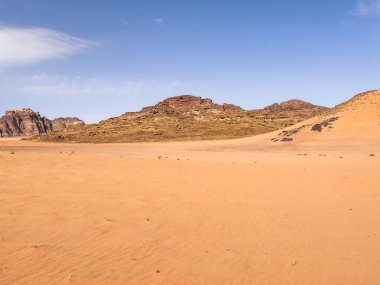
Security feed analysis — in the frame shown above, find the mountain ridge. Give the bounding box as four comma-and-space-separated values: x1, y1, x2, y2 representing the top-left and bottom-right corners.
32, 95, 329, 143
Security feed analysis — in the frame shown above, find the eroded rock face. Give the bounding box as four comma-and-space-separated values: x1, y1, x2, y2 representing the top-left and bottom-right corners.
0, 109, 52, 137
51, 117, 85, 131
0, 108, 84, 137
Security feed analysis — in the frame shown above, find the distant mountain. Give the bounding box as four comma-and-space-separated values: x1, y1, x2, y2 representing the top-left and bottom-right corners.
0, 108, 85, 137
34, 95, 328, 143
252, 99, 329, 119
51, 117, 85, 131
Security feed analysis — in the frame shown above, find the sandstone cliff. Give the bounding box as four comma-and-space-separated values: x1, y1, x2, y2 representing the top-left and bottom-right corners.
51, 117, 85, 131
0, 108, 84, 137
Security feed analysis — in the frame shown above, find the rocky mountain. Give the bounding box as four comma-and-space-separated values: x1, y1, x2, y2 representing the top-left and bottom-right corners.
252, 99, 329, 119
51, 117, 85, 131
0, 108, 84, 137
139, 95, 243, 114
34, 95, 328, 143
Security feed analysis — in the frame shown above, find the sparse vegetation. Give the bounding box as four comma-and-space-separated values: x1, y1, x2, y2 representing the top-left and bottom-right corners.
30, 96, 327, 143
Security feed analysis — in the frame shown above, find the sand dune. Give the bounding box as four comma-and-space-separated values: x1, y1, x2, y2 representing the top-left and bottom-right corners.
0, 91, 379, 285
268, 90, 380, 146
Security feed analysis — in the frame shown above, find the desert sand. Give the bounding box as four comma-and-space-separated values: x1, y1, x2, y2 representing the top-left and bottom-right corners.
1, 92, 380, 285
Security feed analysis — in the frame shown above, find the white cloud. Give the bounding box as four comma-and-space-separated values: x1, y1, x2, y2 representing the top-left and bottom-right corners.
0, 26, 95, 67
0, 73, 185, 97
121, 20, 129, 26
354, 0, 380, 16
16, 75, 140, 95
153, 18, 164, 26
0, 73, 190, 123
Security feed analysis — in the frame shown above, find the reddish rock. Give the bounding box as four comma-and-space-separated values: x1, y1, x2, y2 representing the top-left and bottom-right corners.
52, 117, 85, 131
0, 108, 84, 137
137, 95, 243, 116
0, 109, 52, 137
253, 99, 329, 119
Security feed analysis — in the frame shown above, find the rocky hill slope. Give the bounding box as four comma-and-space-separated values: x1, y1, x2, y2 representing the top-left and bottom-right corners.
34, 95, 328, 143
0, 108, 84, 137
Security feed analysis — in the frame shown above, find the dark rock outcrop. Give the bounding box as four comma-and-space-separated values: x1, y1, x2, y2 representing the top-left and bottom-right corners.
0, 108, 84, 137
311, 117, 339, 132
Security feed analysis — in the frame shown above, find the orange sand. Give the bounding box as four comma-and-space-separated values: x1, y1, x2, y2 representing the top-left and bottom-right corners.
0, 93, 380, 284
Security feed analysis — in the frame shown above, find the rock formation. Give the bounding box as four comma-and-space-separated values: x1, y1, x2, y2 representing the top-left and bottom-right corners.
252, 99, 328, 120
35, 95, 328, 143
0, 108, 84, 137
51, 117, 85, 131
140, 95, 243, 115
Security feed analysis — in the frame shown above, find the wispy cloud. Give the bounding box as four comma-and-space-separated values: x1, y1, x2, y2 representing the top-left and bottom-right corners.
15, 75, 144, 95
0, 26, 95, 67
354, 0, 380, 16
0, 73, 189, 123
153, 17, 164, 26
0, 73, 184, 97
121, 20, 129, 26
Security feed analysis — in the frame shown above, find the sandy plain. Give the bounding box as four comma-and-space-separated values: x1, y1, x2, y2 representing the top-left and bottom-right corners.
0, 132, 379, 285
1, 91, 380, 285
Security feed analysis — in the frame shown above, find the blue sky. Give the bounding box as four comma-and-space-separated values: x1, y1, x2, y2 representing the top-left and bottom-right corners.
0, 0, 379, 122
